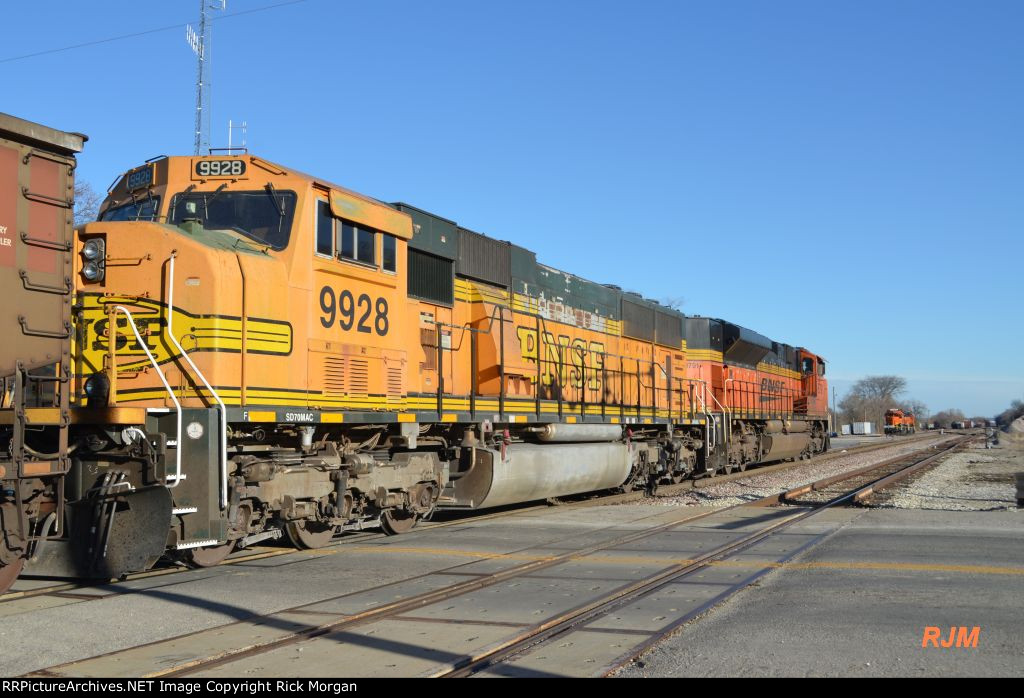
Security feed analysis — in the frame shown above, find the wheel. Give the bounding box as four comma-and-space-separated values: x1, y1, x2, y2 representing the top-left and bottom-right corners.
284, 520, 336, 549
0, 502, 26, 593
185, 542, 234, 568
380, 509, 419, 535
0, 558, 24, 595
735, 461, 748, 473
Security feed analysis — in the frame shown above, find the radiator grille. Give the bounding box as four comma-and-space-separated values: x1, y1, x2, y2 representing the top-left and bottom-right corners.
323, 355, 347, 396
655, 311, 683, 348
622, 299, 655, 341
348, 358, 369, 395
387, 366, 403, 397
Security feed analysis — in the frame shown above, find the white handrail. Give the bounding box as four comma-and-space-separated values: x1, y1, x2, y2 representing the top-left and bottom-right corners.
166, 253, 229, 510
111, 305, 182, 488
691, 380, 717, 454
723, 377, 735, 445
705, 385, 730, 446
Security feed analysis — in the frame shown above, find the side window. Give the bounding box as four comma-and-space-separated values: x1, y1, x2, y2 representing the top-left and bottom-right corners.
802, 357, 814, 374
316, 204, 386, 271
382, 235, 396, 273
356, 227, 375, 265
316, 200, 333, 256
339, 221, 355, 260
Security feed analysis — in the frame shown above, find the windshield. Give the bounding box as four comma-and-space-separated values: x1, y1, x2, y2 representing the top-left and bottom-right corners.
168, 188, 296, 250
99, 197, 161, 222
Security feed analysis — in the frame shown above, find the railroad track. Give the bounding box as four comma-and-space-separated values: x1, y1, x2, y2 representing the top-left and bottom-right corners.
452, 435, 977, 678
24, 435, 968, 678
0, 504, 552, 606
1, 431, 945, 606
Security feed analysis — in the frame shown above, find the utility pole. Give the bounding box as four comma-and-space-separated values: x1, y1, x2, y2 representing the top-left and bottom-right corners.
832, 385, 837, 434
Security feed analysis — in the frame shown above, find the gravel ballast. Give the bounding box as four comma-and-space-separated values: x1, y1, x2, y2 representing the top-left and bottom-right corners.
870, 433, 1022, 511
632, 435, 961, 508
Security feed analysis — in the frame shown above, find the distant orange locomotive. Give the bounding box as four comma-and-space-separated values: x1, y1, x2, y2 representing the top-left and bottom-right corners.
884, 409, 916, 434
0, 115, 829, 591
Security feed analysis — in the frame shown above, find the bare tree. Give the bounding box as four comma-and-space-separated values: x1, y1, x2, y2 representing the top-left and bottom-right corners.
838, 375, 909, 430
847, 375, 907, 402
73, 181, 102, 226
900, 399, 929, 421
660, 296, 686, 311
931, 408, 965, 429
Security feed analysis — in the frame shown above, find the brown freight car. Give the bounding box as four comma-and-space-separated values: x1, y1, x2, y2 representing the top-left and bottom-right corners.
0, 113, 86, 590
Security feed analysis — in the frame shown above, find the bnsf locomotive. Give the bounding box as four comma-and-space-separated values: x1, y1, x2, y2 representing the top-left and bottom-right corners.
884, 409, 916, 435
0, 113, 828, 592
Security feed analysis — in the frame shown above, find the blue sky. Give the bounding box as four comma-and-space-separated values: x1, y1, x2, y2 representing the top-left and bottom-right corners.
4, 1, 1021, 415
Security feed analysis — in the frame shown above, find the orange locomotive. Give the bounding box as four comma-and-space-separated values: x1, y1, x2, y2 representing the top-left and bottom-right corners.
0, 133, 829, 590
885, 409, 916, 434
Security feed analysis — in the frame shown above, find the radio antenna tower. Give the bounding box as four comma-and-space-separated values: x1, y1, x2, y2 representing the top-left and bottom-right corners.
187, 0, 227, 155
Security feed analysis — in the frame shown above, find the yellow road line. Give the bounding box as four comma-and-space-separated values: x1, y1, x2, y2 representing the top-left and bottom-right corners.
339, 545, 1024, 577
345, 546, 555, 562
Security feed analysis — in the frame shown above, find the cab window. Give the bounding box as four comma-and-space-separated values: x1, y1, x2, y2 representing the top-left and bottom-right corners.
316, 200, 333, 256
99, 197, 161, 222
382, 235, 396, 273
802, 357, 815, 374
169, 189, 296, 250
356, 227, 375, 265
339, 222, 355, 259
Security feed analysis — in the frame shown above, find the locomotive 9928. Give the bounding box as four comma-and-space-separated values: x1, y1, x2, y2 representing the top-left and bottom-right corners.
0, 113, 828, 591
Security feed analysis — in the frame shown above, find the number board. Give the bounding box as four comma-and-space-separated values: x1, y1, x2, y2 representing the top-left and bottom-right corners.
125, 165, 154, 191
319, 286, 390, 337
194, 159, 247, 178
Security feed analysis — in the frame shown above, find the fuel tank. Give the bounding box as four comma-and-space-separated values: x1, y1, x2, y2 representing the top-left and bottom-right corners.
443, 442, 633, 509
760, 432, 810, 462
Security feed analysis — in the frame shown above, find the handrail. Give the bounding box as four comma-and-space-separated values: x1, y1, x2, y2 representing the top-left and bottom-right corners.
691, 379, 716, 454
710, 380, 731, 446
111, 305, 182, 488
166, 253, 228, 509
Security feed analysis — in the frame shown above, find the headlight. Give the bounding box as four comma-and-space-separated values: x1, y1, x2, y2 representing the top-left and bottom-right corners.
82, 239, 104, 260
84, 372, 111, 407
82, 261, 102, 281
80, 237, 106, 281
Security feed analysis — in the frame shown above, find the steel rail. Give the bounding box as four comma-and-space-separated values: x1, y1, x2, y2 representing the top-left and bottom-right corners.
437, 437, 971, 678
22, 437, 964, 678
154, 438, 968, 678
